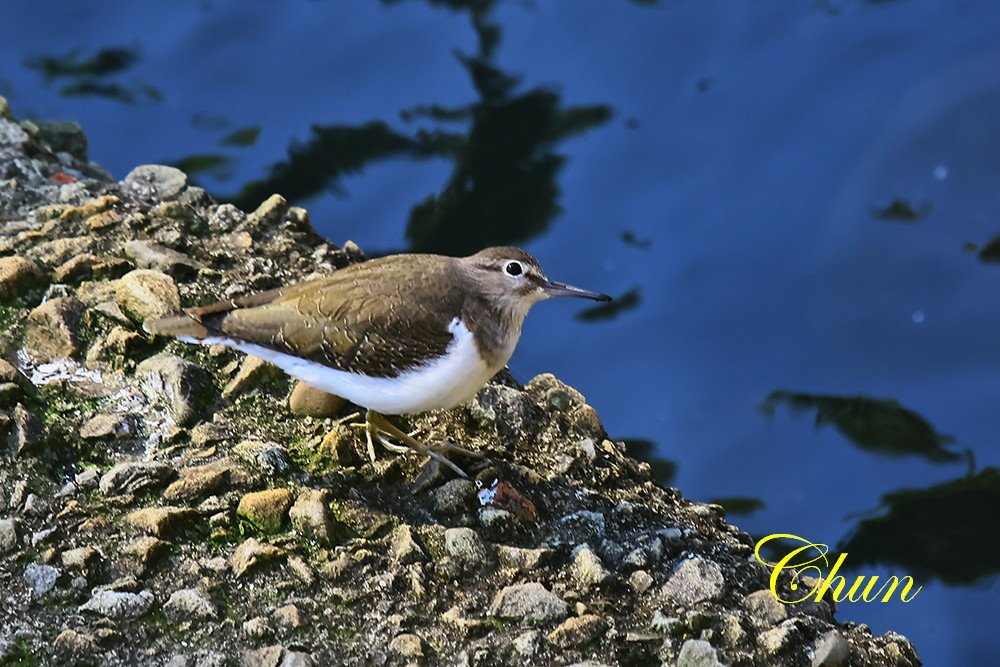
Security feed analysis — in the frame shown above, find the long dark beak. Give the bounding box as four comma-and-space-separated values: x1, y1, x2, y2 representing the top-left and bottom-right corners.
542, 279, 612, 302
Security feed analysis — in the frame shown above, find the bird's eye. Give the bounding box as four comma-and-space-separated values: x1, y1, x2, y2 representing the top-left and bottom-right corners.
505, 261, 523, 276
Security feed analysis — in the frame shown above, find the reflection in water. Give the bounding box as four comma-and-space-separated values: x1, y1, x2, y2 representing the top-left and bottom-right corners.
575, 288, 641, 322
24, 47, 160, 105
621, 438, 677, 486
839, 467, 1000, 585
620, 230, 652, 249
977, 234, 1000, 264
173, 154, 235, 182
221, 127, 261, 148
763, 391, 963, 463
872, 198, 931, 223
228, 0, 612, 255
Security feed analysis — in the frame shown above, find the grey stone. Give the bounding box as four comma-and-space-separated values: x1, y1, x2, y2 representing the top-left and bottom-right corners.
289, 489, 337, 546
165, 588, 219, 621
234, 439, 292, 474
6, 405, 46, 458
23, 563, 60, 597
22, 493, 49, 517
0, 519, 18, 554
80, 413, 134, 440
231, 538, 285, 578
628, 569, 654, 593
551, 510, 606, 545
242, 645, 283, 667
512, 630, 541, 656
812, 630, 850, 667
547, 614, 607, 648
572, 544, 611, 587
208, 203, 246, 232
122, 165, 187, 201
489, 582, 568, 623
390, 524, 426, 564
80, 589, 154, 618
660, 556, 724, 606
388, 633, 423, 659
99, 461, 175, 496
434, 478, 477, 517
742, 589, 788, 628
676, 639, 725, 667
444, 527, 492, 566
33, 120, 88, 161
137, 353, 216, 426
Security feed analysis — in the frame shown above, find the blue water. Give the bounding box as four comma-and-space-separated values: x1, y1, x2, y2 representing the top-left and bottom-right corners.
4, 1, 1000, 663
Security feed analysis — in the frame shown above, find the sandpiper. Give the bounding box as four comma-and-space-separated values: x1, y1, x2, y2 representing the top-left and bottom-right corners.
145, 246, 611, 477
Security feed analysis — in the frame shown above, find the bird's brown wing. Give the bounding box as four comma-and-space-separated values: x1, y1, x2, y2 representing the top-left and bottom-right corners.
190, 256, 462, 378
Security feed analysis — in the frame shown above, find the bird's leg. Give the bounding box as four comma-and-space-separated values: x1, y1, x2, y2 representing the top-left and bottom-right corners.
366, 411, 474, 479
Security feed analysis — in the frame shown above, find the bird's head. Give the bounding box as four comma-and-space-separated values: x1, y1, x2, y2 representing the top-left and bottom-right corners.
462, 246, 611, 324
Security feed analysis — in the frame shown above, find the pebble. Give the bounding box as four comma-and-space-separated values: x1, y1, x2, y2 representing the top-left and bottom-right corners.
547, 614, 607, 648
434, 478, 477, 517
676, 639, 725, 667
811, 630, 850, 667
444, 527, 492, 566
387, 633, 424, 660
572, 544, 612, 587
230, 538, 285, 578
237, 488, 294, 533
0, 256, 46, 299
136, 353, 216, 426
489, 582, 568, 623
390, 524, 426, 565
272, 604, 305, 631
287, 381, 346, 417
124, 239, 205, 278
122, 164, 187, 201
164, 588, 219, 621
512, 630, 541, 656
163, 462, 231, 502
116, 269, 181, 321
8, 405, 46, 458
224, 355, 280, 399
0, 519, 19, 554
628, 569, 653, 593
660, 556, 724, 606
23, 563, 61, 597
80, 413, 133, 440
23, 296, 85, 361
742, 589, 788, 628
289, 489, 337, 546
79, 589, 153, 618
496, 545, 551, 571
100, 461, 175, 496
125, 506, 198, 538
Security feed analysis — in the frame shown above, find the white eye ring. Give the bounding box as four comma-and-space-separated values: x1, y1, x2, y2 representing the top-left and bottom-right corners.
505, 261, 523, 276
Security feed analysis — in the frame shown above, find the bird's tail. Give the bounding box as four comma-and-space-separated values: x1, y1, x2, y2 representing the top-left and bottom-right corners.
144, 313, 213, 340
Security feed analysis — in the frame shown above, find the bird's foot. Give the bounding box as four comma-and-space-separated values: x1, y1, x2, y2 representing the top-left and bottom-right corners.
364, 410, 481, 479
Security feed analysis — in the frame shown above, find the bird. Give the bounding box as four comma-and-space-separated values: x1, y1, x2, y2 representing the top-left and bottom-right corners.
144, 246, 611, 477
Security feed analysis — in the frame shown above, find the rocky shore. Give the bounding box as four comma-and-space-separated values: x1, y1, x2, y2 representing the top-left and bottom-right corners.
0, 97, 921, 666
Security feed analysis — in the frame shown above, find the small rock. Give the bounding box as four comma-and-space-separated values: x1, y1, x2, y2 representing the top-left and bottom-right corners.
100, 461, 175, 496
289, 489, 337, 545
272, 603, 305, 631
28, 236, 94, 267
444, 527, 492, 566
759, 619, 799, 654
489, 582, 568, 624
288, 381, 346, 417
22, 493, 49, 517
0, 518, 19, 554
434, 478, 477, 517
390, 524, 426, 565
80, 413, 133, 440
234, 439, 292, 475
122, 164, 187, 201
80, 589, 153, 618
124, 239, 205, 278
547, 614, 607, 648
629, 569, 654, 593
24, 296, 85, 361
551, 510, 606, 545
660, 556, 724, 606
74, 468, 100, 490
246, 194, 288, 231
387, 633, 423, 660
7, 404, 46, 457
24, 563, 61, 597
137, 353, 216, 426
281, 651, 314, 667
125, 506, 197, 538
231, 538, 285, 578
742, 589, 788, 628
238, 488, 294, 533
165, 588, 219, 621
53, 628, 99, 659
242, 645, 283, 667
812, 630, 850, 667
0, 256, 46, 299
676, 639, 725, 667
243, 617, 274, 639
512, 630, 540, 656
209, 203, 246, 232
497, 545, 551, 571
224, 355, 280, 399
163, 462, 231, 502
60, 546, 100, 572
122, 536, 169, 572
116, 269, 181, 321
572, 544, 611, 587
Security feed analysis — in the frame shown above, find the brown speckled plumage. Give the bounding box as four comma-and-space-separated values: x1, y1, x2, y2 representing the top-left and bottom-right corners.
146, 247, 544, 378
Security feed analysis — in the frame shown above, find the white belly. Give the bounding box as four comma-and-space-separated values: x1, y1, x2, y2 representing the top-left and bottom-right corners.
182, 317, 501, 415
